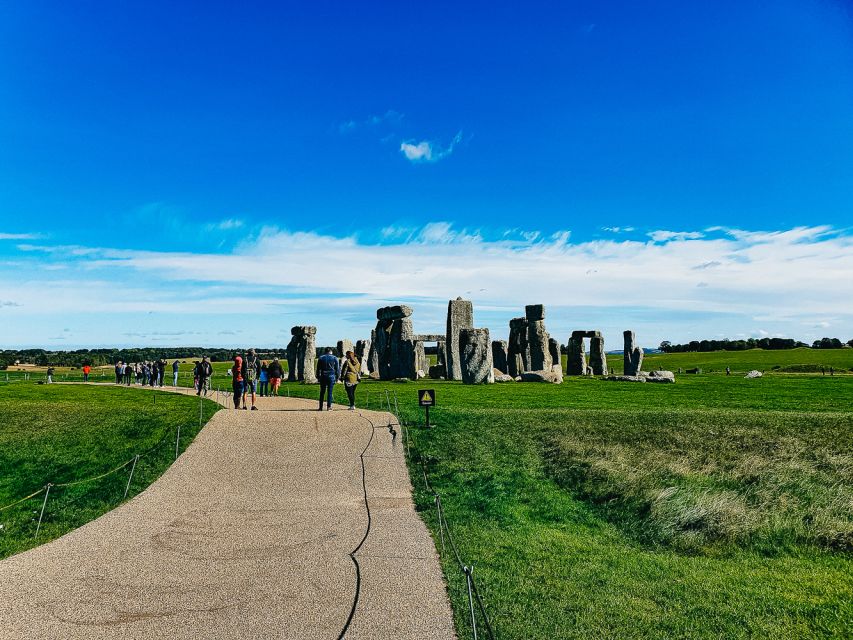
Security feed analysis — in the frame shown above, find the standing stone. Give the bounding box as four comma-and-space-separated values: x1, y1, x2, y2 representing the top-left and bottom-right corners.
491, 340, 509, 374
589, 336, 607, 375
355, 339, 371, 375
624, 330, 644, 376
548, 338, 560, 370
459, 328, 494, 384
445, 298, 474, 381
286, 328, 300, 382
415, 341, 427, 377
566, 333, 586, 376
525, 304, 552, 372
507, 317, 529, 377
367, 329, 379, 374
436, 340, 447, 366
373, 305, 418, 380
298, 326, 317, 383
337, 339, 353, 358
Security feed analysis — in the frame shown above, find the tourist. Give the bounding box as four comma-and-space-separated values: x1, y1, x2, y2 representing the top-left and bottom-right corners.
46, 366, 55, 384
196, 356, 213, 396
258, 361, 269, 397
726, 366, 731, 376
172, 359, 180, 386
231, 355, 244, 409
341, 350, 361, 410
268, 357, 284, 396
243, 348, 259, 410
82, 364, 91, 382
157, 359, 166, 387
115, 361, 123, 384
316, 347, 340, 411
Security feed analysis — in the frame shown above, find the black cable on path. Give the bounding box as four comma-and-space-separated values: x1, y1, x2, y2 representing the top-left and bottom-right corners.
336, 414, 376, 640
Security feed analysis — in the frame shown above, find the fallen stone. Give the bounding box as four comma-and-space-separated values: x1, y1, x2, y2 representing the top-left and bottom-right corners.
428, 364, 446, 379
604, 375, 646, 383
493, 369, 514, 382
745, 370, 763, 378
520, 370, 563, 383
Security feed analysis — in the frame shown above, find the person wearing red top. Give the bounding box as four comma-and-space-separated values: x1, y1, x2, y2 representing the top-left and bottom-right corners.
231, 355, 244, 409
82, 364, 91, 382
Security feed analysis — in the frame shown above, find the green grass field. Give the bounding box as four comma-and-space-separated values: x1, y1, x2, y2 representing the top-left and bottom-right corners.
0, 383, 219, 559
1, 350, 851, 637
274, 358, 853, 639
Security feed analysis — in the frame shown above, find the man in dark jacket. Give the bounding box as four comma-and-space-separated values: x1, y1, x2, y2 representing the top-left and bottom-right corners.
196, 356, 213, 396
316, 347, 340, 411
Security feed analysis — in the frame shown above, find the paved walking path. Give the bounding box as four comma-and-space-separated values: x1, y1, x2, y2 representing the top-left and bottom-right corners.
0, 389, 456, 639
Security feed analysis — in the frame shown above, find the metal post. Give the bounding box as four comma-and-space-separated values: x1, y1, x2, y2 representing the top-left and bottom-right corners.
175, 424, 181, 460
124, 455, 140, 499
466, 565, 478, 640
393, 390, 401, 421
436, 496, 446, 556
199, 395, 203, 426
385, 389, 392, 413
35, 483, 52, 540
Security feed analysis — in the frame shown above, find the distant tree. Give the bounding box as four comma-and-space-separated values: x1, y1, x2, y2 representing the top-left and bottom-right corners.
659, 341, 672, 352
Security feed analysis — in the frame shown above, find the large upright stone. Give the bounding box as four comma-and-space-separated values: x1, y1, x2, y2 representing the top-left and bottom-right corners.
624, 330, 644, 376
548, 338, 561, 370
288, 325, 317, 383
507, 317, 529, 377
367, 329, 379, 374
373, 305, 417, 380
355, 339, 371, 375
337, 339, 353, 358
459, 328, 494, 384
525, 304, 552, 372
436, 340, 447, 366
445, 298, 474, 381
589, 336, 607, 375
492, 340, 509, 374
566, 334, 586, 376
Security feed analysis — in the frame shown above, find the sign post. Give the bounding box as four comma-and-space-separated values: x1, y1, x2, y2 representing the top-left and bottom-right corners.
418, 389, 436, 428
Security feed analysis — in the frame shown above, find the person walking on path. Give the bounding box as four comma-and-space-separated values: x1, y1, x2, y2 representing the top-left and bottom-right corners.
231, 355, 245, 409
46, 366, 55, 384
341, 350, 361, 411
196, 356, 213, 396
242, 348, 259, 410
268, 357, 284, 396
82, 364, 91, 382
115, 361, 123, 384
316, 347, 340, 411
258, 361, 269, 397
172, 359, 180, 386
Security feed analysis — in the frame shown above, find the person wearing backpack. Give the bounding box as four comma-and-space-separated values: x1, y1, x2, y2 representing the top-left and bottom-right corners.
242, 348, 259, 410
196, 356, 213, 396
267, 358, 284, 396
316, 347, 340, 411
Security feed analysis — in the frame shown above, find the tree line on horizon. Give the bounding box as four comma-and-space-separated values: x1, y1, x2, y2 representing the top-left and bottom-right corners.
659, 337, 852, 353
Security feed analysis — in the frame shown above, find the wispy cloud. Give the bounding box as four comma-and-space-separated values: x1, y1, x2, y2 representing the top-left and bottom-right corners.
648, 230, 705, 242
0, 232, 42, 240
2, 224, 851, 347
602, 226, 635, 233
400, 131, 463, 163
206, 218, 244, 231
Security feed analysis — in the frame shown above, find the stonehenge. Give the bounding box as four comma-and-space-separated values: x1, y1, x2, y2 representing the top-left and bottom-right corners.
293, 301, 652, 387
624, 330, 644, 376
459, 328, 494, 384
445, 298, 474, 381
286, 326, 317, 383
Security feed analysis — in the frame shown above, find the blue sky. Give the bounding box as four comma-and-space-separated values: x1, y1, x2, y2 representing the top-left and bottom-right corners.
1, 1, 852, 349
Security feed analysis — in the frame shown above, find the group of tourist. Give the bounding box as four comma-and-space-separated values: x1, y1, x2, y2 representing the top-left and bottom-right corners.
110, 348, 363, 413
114, 359, 176, 387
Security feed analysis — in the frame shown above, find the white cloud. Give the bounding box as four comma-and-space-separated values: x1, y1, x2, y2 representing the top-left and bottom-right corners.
0, 232, 41, 240
648, 230, 705, 242
2, 224, 852, 347
400, 131, 463, 163
602, 226, 635, 233
206, 218, 244, 231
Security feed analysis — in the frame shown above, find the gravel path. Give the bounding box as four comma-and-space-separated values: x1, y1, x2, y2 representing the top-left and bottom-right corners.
0, 388, 456, 639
